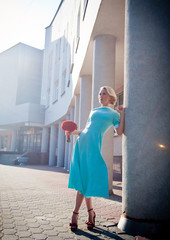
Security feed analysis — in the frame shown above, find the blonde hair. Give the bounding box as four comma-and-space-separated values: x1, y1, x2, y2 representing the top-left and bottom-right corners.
100, 86, 117, 105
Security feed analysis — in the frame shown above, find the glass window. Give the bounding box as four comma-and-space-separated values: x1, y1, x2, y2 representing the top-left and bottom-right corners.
1, 136, 8, 150
83, 0, 88, 20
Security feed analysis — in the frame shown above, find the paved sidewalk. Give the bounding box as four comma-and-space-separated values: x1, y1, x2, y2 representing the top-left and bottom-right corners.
0, 164, 136, 240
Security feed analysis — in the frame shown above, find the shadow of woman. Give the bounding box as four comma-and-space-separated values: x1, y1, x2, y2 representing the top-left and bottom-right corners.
74, 226, 125, 239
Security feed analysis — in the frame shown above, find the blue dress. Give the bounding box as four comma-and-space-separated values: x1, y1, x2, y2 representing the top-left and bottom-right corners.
68, 107, 120, 198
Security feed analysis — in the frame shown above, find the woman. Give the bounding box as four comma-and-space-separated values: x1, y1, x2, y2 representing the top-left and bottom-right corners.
65, 86, 125, 231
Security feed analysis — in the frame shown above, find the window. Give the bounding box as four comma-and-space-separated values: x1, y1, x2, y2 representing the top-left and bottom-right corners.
1, 136, 8, 150
61, 69, 66, 96
18, 127, 42, 153
75, 6, 81, 53
70, 38, 75, 73
54, 43, 60, 83
48, 51, 53, 84
83, 0, 88, 20
53, 80, 59, 102
115, 91, 124, 107
46, 88, 50, 107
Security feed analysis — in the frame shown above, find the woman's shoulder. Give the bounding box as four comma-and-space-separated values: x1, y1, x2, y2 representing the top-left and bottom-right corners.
92, 106, 117, 112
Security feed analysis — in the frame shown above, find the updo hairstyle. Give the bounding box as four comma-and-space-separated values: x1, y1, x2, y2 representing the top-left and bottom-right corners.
100, 86, 117, 105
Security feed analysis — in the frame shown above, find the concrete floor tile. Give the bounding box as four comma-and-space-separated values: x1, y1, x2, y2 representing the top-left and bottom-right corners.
2, 229, 17, 235
32, 233, 47, 240
1, 236, 19, 240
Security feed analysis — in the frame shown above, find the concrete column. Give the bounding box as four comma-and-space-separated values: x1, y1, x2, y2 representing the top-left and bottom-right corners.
41, 127, 49, 153
57, 121, 65, 167
10, 129, 17, 152
64, 115, 69, 170
118, 0, 170, 238
92, 34, 116, 194
49, 125, 57, 166
80, 75, 92, 129
68, 107, 74, 171
73, 95, 80, 146
74, 95, 80, 128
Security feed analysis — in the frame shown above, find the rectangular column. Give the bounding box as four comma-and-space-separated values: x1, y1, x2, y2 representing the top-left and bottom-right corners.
57, 121, 65, 167
49, 125, 57, 166
80, 75, 92, 129
92, 34, 116, 194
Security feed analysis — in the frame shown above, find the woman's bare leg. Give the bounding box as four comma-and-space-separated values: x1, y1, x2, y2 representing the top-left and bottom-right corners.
71, 191, 84, 224
85, 197, 95, 223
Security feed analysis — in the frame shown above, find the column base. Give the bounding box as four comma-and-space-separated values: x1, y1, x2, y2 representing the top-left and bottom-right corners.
109, 189, 113, 195
118, 214, 169, 239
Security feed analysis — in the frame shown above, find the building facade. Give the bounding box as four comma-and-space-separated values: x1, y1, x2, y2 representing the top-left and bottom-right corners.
0, 0, 169, 237
0, 43, 44, 154
40, 0, 124, 192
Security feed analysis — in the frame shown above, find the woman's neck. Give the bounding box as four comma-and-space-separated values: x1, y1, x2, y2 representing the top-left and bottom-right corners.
101, 104, 111, 107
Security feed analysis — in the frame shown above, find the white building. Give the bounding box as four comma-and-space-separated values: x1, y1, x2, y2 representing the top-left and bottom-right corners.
0, 43, 44, 154
0, 0, 169, 237
41, 0, 124, 190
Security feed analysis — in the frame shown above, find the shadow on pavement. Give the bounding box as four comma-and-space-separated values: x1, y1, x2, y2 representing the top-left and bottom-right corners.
74, 226, 125, 239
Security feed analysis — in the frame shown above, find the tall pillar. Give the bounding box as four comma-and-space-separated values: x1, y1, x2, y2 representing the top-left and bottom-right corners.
10, 129, 17, 152
74, 95, 80, 145
41, 127, 49, 153
64, 115, 69, 170
57, 121, 65, 167
68, 107, 74, 171
92, 34, 116, 194
118, 0, 170, 238
80, 75, 92, 129
74, 95, 80, 128
49, 125, 57, 166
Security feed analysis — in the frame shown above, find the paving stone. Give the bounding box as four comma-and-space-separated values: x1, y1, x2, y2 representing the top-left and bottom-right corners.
54, 226, 68, 233
15, 220, 26, 226
41, 224, 54, 230
37, 220, 50, 225
1, 236, 19, 240
13, 216, 25, 221
18, 238, 33, 240
26, 218, 37, 223
43, 230, 59, 236
0, 165, 143, 240
27, 222, 40, 228
16, 225, 29, 231
32, 233, 47, 240
2, 219, 14, 224
1, 215, 13, 219
17, 231, 32, 238
47, 237, 62, 240
2, 223, 14, 229
50, 221, 63, 227
29, 227, 43, 234
101, 221, 115, 227
58, 232, 75, 239
3, 229, 16, 235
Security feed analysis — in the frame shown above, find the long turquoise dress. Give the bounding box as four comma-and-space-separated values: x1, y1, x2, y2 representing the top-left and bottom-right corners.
68, 106, 120, 198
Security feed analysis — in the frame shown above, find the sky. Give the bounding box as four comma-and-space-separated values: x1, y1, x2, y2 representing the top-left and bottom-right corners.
0, 0, 61, 53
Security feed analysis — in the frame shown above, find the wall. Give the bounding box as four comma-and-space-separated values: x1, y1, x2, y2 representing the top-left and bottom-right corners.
0, 43, 44, 127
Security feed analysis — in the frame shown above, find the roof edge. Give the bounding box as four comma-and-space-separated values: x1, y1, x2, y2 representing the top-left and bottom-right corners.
46, 0, 64, 28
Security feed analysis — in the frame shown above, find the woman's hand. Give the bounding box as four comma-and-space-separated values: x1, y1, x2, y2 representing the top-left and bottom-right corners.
65, 130, 82, 136
116, 105, 125, 114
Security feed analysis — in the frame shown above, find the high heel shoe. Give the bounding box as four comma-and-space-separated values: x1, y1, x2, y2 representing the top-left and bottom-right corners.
86, 208, 96, 230
69, 211, 79, 231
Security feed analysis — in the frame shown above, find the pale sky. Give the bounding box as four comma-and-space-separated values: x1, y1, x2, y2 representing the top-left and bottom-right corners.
0, 0, 61, 53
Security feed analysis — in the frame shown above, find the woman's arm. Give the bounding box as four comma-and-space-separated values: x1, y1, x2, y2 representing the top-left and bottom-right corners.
65, 129, 83, 137
116, 106, 125, 136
